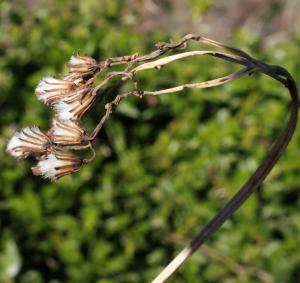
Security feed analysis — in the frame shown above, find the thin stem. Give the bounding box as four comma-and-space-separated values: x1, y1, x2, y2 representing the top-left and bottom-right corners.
151, 65, 298, 283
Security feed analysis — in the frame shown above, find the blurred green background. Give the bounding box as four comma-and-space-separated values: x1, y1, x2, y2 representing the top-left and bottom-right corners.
1, 0, 300, 282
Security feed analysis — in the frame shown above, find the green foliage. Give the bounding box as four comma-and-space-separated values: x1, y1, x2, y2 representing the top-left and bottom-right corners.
1, 1, 300, 282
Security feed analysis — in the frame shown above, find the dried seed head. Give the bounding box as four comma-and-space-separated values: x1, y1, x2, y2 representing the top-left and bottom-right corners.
53, 87, 95, 121
6, 126, 51, 160
66, 51, 99, 79
31, 151, 84, 181
35, 76, 77, 105
50, 119, 88, 146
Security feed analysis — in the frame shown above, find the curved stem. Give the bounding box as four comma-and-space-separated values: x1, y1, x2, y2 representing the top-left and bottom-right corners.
151, 68, 298, 283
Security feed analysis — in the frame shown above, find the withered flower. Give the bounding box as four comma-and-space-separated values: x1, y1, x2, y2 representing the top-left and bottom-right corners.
66, 52, 99, 79
50, 119, 89, 146
6, 126, 51, 160
53, 87, 96, 121
31, 151, 84, 181
35, 76, 78, 105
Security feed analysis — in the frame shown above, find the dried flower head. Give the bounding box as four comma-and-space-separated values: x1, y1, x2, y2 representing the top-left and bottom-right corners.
31, 151, 84, 180
35, 76, 78, 105
50, 119, 89, 145
6, 126, 51, 160
53, 87, 96, 121
66, 51, 99, 79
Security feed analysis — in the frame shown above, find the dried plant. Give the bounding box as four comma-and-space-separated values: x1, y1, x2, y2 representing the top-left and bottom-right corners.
6, 35, 298, 282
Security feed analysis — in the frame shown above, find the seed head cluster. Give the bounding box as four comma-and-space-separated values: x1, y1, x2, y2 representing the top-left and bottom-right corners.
6, 52, 100, 180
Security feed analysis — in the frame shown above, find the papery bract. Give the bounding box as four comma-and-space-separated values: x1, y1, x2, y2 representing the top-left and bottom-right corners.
6, 126, 51, 160
50, 119, 88, 145
31, 151, 84, 180
35, 76, 77, 105
66, 52, 99, 79
53, 88, 96, 121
